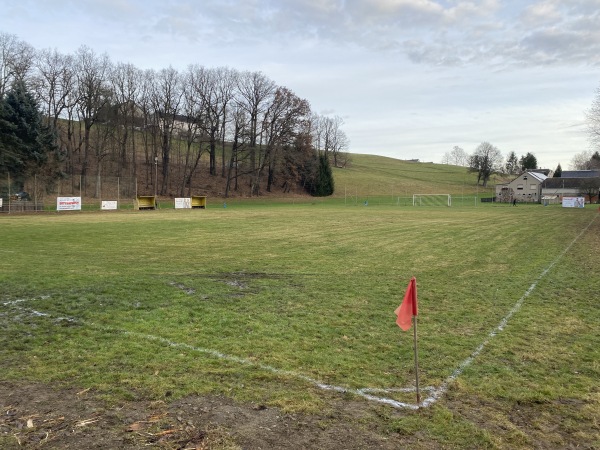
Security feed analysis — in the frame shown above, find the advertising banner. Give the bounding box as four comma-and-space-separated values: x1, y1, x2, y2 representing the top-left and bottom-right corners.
174, 198, 192, 209
101, 201, 118, 210
562, 197, 585, 208
57, 197, 82, 211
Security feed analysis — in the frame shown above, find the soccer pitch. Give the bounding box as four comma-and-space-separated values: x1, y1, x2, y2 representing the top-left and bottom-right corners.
1, 203, 599, 447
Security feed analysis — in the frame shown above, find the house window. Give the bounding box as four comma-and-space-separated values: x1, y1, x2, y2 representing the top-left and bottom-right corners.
530, 184, 536, 190
517, 184, 524, 190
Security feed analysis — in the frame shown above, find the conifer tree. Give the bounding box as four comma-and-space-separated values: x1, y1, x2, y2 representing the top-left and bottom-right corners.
553, 163, 562, 177
310, 153, 334, 196
0, 80, 57, 190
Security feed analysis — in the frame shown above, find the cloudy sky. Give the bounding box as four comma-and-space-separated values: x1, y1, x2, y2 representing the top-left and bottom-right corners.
2, 0, 600, 169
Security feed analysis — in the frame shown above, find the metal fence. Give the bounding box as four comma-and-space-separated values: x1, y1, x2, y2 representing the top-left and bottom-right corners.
0, 174, 139, 212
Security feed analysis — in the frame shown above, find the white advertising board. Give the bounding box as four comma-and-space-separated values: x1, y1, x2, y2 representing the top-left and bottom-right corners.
57, 197, 82, 211
101, 200, 118, 210
174, 197, 192, 209
562, 197, 585, 208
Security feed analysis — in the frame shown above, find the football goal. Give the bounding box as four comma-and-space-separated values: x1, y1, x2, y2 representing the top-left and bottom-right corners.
412, 194, 452, 207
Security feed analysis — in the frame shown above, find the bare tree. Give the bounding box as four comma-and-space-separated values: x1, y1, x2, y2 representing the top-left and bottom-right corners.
236, 71, 276, 195
469, 142, 503, 187
111, 62, 142, 177
74, 46, 112, 182
0, 32, 36, 97
587, 86, 600, 151
262, 87, 311, 192
180, 66, 207, 196
32, 48, 75, 132
189, 66, 223, 177
137, 69, 158, 187
224, 105, 250, 197
450, 146, 468, 166
2, 34, 352, 199
578, 177, 600, 203
150, 66, 182, 195
570, 150, 600, 170
311, 115, 349, 167
216, 67, 237, 177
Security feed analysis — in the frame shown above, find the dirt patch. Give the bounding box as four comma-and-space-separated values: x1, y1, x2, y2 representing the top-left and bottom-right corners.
0, 381, 413, 449
444, 390, 599, 449
168, 282, 196, 295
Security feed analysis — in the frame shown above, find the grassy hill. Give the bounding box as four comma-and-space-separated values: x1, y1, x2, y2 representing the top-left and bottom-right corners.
331, 154, 502, 201
8, 149, 505, 207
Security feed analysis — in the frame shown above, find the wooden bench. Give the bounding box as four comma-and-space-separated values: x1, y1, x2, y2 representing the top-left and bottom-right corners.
191, 195, 207, 209
136, 196, 156, 210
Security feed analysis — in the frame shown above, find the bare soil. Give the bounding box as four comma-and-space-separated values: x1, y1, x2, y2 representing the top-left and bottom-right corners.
0, 381, 414, 449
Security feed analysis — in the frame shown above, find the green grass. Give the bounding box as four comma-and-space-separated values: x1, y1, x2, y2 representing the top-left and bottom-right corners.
332, 154, 502, 199
1, 202, 599, 448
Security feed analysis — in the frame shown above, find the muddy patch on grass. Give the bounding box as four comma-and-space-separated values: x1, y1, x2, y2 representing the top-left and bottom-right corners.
210, 272, 293, 298
168, 281, 196, 295
168, 272, 293, 300
445, 390, 599, 449
0, 381, 413, 449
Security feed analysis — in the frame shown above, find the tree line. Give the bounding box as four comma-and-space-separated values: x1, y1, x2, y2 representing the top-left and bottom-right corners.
0, 32, 348, 197
442, 144, 540, 187
443, 80, 600, 188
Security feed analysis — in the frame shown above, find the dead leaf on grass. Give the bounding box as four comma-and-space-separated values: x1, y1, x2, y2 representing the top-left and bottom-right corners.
127, 422, 144, 432
75, 418, 99, 427
154, 429, 177, 437
148, 412, 168, 422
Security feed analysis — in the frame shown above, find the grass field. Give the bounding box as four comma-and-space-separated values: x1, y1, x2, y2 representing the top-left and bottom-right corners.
1, 202, 599, 448
331, 154, 501, 200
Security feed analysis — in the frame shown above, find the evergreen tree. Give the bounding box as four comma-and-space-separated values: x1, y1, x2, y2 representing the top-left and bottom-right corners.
0, 80, 57, 190
505, 151, 518, 174
553, 163, 562, 177
519, 152, 538, 171
310, 153, 334, 196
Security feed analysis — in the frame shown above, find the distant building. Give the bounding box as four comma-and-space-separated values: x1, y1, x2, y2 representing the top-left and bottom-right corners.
530, 168, 552, 176
496, 171, 548, 203
560, 170, 600, 178
542, 177, 600, 204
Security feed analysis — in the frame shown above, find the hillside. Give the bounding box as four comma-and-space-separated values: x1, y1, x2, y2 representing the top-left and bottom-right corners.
7, 149, 501, 204
331, 154, 500, 199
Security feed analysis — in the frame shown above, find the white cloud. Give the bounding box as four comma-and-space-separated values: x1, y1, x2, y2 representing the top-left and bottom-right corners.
1, 0, 599, 169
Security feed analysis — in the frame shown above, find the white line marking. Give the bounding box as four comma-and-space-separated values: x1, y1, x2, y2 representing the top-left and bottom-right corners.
1, 304, 419, 410
2, 215, 595, 409
419, 214, 597, 407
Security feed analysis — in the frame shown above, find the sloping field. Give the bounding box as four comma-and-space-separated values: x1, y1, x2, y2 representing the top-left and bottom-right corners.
331, 154, 502, 199
1, 203, 598, 449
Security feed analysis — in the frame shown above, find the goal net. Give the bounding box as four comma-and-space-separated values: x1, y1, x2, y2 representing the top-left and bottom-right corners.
412, 194, 451, 207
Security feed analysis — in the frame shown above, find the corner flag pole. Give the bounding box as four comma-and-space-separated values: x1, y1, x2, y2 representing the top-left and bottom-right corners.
394, 276, 421, 405
412, 313, 421, 405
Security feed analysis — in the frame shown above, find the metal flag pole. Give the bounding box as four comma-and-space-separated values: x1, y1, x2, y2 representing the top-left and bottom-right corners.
413, 279, 420, 405
413, 314, 420, 405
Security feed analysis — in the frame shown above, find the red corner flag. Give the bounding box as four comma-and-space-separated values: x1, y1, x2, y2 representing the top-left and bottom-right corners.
395, 277, 418, 331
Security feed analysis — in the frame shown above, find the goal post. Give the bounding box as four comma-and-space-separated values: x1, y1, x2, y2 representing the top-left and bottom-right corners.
412, 194, 452, 207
